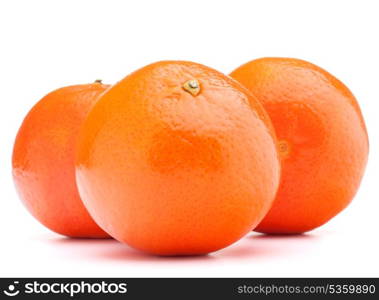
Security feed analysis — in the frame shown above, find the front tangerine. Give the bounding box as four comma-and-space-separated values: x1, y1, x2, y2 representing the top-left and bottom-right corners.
76, 61, 280, 255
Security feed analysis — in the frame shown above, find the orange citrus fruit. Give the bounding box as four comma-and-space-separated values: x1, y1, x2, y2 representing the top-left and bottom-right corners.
12, 81, 110, 238
230, 57, 369, 233
76, 61, 280, 255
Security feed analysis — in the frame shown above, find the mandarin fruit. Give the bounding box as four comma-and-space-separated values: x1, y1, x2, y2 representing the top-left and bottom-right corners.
75, 61, 280, 255
12, 81, 110, 238
230, 57, 369, 234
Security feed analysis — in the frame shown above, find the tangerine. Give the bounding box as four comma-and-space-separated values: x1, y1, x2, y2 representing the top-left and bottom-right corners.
230, 57, 369, 233
76, 61, 280, 255
12, 81, 110, 238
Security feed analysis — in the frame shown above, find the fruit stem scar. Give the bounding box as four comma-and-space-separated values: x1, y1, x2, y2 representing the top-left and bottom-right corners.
94, 79, 103, 84
278, 140, 290, 158
182, 79, 201, 96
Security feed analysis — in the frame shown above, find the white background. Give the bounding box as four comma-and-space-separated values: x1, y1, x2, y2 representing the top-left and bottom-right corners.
0, 0, 378, 277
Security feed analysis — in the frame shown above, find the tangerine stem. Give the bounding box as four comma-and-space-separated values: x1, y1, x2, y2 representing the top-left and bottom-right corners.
182, 79, 200, 96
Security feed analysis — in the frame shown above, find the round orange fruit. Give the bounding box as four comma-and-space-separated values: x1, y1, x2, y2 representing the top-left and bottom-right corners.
75, 61, 280, 255
12, 81, 110, 238
230, 57, 369, 234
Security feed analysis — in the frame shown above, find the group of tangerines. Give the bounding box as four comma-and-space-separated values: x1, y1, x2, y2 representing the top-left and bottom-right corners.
12, 58, 369, 256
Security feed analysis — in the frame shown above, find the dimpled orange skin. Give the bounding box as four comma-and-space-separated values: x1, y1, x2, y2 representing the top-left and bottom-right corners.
12, 83, 110, 238
76, 61, 280, 255
230, 57, 369, 234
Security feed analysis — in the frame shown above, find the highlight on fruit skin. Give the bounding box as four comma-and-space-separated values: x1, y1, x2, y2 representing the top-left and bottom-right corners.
75, 60, 281, 255
230, 57, 369, 234
12, 81, 110, 238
